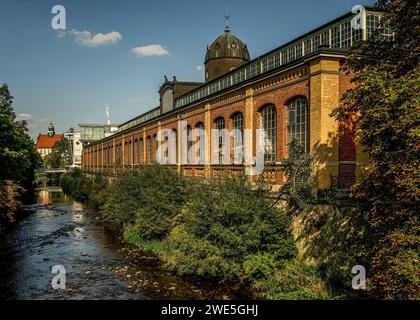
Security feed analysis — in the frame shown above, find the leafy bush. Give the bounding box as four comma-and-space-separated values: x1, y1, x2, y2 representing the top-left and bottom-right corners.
89, 174, 109, 208
64, 167, 336, 299
124, 224, 167, 255
60, 169, 93, 201
100, 172, 145, 228
295, 205, 371, 294
243, 253, 278, 282
253, 260, 338, 300
333, 0, 420, 299
161, 175, 297, 279
0, 180, 24, 230
101, 165, 186, 238
131, 165, 186, 240
163, 224, 238, 277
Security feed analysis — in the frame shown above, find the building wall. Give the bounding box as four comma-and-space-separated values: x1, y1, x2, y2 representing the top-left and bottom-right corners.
82, 54, 364, 190
205, 57, 248, 82
37, 148, 52, 159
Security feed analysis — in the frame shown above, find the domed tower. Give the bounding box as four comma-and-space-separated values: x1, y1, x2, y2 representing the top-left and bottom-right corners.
204, 15, 250, 82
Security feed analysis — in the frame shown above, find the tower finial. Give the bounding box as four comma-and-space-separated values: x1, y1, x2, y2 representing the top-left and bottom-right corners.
224, 6, 230, 33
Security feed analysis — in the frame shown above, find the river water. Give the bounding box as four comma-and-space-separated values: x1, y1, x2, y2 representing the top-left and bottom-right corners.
0, 188, 252, 300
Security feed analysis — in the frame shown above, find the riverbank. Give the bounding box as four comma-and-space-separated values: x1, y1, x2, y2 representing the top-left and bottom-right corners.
61, 167, 339, 300
0, 188, 256, 300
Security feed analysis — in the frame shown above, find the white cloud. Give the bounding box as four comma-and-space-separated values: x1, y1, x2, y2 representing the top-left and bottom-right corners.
131, 44, 170, 57
69, 29, 122, 47
16, 113, 51, 139
15, 113, 33, 122
16, 113, 51, 129
196, 65, 203, 71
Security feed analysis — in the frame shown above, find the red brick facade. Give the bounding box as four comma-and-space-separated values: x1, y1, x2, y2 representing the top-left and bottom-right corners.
82, 53, 360, 190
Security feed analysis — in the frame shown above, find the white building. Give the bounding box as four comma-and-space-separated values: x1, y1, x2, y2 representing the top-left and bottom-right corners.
65, 128, 83, 168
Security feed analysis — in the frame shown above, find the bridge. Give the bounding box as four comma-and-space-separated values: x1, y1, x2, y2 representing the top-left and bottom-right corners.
34, 167, 68, 188
35, 167, 67, 174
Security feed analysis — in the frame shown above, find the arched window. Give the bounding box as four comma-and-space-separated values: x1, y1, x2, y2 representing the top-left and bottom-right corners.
139, 139, 144, 164
287, 97, 308, 154
187, 125, 193, 164
154, 134, 158, 163
260, 105, 277, 162
128, 141, 132, 165
124, 142, 129, 165
172, 129, 178, 164
215, 117, 225, 163
116, 143, 122, 165
196, 122, 205, 164
232, 112, 244, 164
146, 137, 151, 164
163, 136, 169, 159
134, 139, 139, 164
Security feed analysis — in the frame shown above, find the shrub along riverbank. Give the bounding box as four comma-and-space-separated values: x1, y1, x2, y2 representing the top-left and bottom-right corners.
61, 166, 338, 299
0, 84, 41, 232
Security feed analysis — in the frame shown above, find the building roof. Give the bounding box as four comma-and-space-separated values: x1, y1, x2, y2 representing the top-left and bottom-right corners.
205, 28, 250, 63
36, 134, 62, 149
175, 7, 383, 110
86, 6, 384, 147
79, 123, 120, 127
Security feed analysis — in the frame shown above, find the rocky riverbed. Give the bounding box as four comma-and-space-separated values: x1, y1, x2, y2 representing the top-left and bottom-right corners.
0, 188, 253, 300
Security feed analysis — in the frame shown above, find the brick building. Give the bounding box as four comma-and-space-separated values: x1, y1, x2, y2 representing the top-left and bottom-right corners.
82, 7, 387, 191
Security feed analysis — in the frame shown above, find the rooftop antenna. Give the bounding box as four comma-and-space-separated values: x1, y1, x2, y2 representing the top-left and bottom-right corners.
224, 6, 230, 33
105, 104, 111, 125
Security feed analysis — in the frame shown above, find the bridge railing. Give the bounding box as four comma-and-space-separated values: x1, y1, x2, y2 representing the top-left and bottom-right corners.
35, 167, 67, 173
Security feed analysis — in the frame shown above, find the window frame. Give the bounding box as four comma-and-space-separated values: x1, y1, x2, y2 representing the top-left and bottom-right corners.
286, 97, 309, 155
260, 105, 277, 163
231, 112, 244, 164
215, 117, 226, 164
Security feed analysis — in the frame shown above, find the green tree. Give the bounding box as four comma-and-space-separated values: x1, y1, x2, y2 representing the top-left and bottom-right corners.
335, 0, 419, 299
101, 165, 186, 238
44, 136, 70, 168
60, 168, 93, 201
0, 180, 24, 230
0, 84, 40, 187
162, 176, 296, 278
0, 84, 40, 225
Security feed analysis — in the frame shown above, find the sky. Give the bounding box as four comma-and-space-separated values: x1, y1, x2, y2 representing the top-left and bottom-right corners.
0, 0, 375, 140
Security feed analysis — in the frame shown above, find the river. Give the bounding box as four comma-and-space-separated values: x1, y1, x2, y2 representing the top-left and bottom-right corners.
0, 188, 252, 300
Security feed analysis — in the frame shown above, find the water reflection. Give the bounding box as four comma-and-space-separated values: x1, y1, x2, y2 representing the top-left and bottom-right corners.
0, 189, 252, 300
71, 201, 84, 212
36, 188, 69, 205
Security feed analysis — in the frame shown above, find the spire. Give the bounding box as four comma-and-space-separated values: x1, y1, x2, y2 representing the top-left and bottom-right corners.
47, 122, 55, 137
224, 6, 230, 33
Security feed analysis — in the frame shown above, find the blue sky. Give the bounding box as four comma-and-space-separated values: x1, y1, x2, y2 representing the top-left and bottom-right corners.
0, 0, 375, 139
